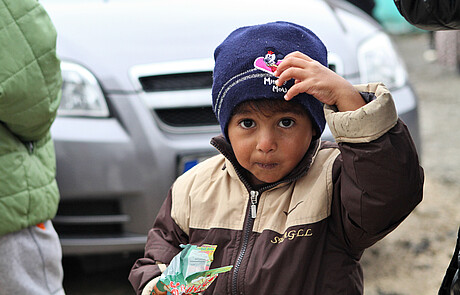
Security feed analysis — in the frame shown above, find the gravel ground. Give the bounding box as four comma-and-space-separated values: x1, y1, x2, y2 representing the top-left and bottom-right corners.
362, 32, 460, 295
63, 32, 460, 295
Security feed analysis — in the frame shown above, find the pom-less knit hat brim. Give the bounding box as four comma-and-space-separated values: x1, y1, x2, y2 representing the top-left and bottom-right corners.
212, 21, 328, 141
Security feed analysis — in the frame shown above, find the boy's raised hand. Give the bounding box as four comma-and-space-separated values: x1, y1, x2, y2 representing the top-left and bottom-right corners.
274, 51, 365, 112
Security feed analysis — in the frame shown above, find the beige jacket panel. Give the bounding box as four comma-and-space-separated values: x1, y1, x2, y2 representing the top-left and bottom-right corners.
172, 156, 247, 235
172, 147, 340, 236
253, 147, 340, 233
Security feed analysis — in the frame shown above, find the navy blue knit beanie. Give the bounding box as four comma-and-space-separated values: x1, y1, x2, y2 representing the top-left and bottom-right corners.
212, 21, 327, 141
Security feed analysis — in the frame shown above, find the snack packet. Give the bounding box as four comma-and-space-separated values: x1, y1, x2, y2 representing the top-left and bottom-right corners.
155, 244, 232, 295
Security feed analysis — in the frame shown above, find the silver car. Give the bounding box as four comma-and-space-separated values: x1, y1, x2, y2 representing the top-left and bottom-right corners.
41, 0, 420, 255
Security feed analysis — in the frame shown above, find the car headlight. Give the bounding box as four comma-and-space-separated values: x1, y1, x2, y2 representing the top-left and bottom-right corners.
58, 61, 109, 117
357, 32, 407, 90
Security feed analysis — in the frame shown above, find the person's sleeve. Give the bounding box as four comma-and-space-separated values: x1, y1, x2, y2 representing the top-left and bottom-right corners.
0, 0, 62, 141
394, 0, 460, 31
325, 82, 424, 250
129, 187, 189, 295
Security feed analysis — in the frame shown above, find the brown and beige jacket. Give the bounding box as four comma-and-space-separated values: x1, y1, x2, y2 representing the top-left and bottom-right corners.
129, 83, 424, 295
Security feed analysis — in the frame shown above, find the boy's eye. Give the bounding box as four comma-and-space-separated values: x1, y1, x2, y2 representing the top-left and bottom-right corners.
279, 118, 294, 128
239, 119, 255, 129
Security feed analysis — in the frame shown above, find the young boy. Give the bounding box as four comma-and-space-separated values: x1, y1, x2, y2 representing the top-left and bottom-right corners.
129, 21, 424, 295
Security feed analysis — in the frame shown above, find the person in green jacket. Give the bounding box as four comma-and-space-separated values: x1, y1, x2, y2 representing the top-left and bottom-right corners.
0, 0, 65, 294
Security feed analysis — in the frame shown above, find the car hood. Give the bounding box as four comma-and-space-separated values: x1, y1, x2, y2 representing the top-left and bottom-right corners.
41, 0, 379, 92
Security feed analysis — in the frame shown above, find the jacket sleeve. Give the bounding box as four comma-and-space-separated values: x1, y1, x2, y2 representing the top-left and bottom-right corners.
129, 187, 189, 295
394, 0, 460, 30
325, 82, 424, 250
0, 0, 62, 141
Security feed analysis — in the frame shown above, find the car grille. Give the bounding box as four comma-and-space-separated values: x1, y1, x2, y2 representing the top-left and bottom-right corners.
155, 106, 217, 127
137, 70, 218, 128
53, 199, 128, 236
139, 71, 213, 92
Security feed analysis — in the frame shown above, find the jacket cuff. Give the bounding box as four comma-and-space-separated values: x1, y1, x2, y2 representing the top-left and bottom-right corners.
324, 82, 398, 143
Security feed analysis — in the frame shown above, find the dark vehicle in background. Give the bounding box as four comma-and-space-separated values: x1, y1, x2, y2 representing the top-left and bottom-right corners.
40, 0, 421, 256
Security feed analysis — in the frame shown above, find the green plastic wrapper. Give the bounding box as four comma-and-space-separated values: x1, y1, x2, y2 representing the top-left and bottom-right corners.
154, 244, 233, 295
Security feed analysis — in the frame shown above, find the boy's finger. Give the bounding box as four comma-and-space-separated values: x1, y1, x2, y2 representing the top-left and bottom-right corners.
276, 56, 308, 74
284, 81, 308, 101
275, 57, 311, 83
276, 67, 308, 87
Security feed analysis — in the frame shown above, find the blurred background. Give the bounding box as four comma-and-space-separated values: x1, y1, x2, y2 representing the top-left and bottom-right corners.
41, 0, 460, 294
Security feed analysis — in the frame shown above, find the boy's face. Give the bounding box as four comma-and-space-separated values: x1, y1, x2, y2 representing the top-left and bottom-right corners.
228, 100, 314, 186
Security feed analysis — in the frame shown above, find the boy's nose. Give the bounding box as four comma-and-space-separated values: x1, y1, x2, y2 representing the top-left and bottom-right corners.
256, 132, 277, 153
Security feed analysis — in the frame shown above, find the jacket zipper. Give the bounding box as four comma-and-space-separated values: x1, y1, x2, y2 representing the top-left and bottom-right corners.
230, 176, 311, 294
26, 141, 35, 154
210, 141, 260, 295
250, 190, 258, 219
211, 138, 312, 295
231, 190, 258, 295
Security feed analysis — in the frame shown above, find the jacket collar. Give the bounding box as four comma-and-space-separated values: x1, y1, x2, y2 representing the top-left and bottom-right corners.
210, 135, 321, 192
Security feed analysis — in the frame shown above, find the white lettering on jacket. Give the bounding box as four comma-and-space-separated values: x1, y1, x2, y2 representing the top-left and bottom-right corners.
270, 228, 313, 244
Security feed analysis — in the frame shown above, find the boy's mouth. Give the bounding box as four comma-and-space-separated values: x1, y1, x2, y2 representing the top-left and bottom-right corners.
255, 162, 278, 169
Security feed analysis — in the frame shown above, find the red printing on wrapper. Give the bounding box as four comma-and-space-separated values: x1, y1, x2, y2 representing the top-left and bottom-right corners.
165, 276, 216, 295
